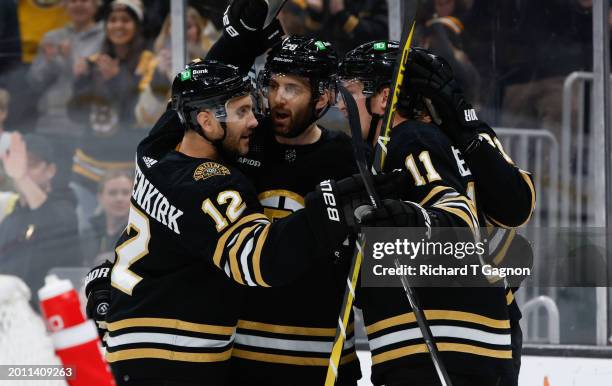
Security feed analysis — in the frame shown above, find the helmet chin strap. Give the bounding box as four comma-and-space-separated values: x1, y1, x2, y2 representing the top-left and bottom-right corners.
365, 96, 381, 146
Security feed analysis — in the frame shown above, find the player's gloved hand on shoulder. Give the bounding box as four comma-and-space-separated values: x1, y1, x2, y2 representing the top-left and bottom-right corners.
84, 260, 112, 342
405, 48, 495, 154
358, 199, 432, 228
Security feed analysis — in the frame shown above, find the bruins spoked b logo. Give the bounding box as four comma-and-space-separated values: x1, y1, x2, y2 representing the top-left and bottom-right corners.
258, 190, 304, 221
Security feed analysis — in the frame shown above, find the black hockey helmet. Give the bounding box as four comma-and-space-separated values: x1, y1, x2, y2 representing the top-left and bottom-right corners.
259, 35, 338, 101
171, 59, 255, 138
339, 40, 400, 96
258, 36, 338, 138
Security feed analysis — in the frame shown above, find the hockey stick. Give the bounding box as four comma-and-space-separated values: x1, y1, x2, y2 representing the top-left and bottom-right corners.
324, 85, 380, 386
371, 2, 453, 384
373, 2, 416, 173
263, 0, 289, 27
326, 1, 453, 385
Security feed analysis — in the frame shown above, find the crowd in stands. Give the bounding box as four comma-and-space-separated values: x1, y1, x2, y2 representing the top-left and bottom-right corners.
0, 0, 605, 305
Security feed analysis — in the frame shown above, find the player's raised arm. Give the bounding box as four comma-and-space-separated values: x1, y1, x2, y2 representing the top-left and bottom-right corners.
403, 48, 535, 228
205, 0, 284, 74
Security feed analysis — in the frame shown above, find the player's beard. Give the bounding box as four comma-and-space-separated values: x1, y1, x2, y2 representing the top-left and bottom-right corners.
271, 101, 317, 138
219, 124, 251, 159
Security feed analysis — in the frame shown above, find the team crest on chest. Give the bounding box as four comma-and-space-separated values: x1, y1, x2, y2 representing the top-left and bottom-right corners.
193, 162, 230, 181
285, 149, 297, 162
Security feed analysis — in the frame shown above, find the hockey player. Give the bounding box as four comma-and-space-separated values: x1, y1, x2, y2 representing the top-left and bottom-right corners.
83, 59, 390, 385
207, 21, 365, 384
231, 36, 381, 386
338, 42, 535, 385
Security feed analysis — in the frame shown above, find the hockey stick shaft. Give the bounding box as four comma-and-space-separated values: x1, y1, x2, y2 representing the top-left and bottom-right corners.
324, 85, 381, 386
373, 1, 453, 384
337, 0, 453, 384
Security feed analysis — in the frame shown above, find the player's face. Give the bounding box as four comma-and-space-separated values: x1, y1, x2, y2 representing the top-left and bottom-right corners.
338, 79, 374, 139
98, 176, 132, 219
223, 94, 259, 155
106, 9, 137, 46
268, 73, 315, 136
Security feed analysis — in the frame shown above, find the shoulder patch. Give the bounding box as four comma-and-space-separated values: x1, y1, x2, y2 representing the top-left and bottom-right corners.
194, 162, 231, 181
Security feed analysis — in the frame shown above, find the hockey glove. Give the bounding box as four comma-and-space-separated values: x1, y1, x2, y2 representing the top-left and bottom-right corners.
84, 260, 112, 342
405, 48, 494, 153
223, 0, 269, 37
358, 199, 432, 230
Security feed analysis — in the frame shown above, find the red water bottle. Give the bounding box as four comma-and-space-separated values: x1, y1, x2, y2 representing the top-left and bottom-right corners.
38, 274, 115, 386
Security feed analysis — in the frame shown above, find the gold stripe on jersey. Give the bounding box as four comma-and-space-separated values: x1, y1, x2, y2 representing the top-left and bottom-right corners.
75, 149, 136, 169
213, 213, 270, 278
506, 290, 515, 306
107, 317, 235, 336
232, 349, 357, 366
371, 342, 512, 365
106, 348, 232, 363
228, 223, 261, 285
435, 195, 479, 228
492, 230, 515, 266
419, 186, 455, 206
366, 310, 510, 335
433, 204, 479, 235
73, 163, 103, 182
252, 224, 271, 287
237, 320, 355, 337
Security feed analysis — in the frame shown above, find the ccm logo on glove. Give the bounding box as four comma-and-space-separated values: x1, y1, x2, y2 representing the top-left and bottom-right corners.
320, 180, 340, 222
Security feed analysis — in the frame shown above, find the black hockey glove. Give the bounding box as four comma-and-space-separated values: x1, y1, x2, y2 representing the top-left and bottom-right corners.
358, 199, 433, 229
84, 260, 112, 342
223, 0, 268, 37
304, 173, 402, 254
405, 48, 495, 154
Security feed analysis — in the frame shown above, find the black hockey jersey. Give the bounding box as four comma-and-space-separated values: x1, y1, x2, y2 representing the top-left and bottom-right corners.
360, 120, 515, 384
105, 111, 335, 384
228, 123, 362, 386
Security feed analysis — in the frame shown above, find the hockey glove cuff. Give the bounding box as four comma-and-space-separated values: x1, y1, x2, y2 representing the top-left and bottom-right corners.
84, 260, 112, 342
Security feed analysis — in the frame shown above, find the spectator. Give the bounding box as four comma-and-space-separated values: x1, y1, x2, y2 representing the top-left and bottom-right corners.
28, 0, 104, 138
154, 5, 219, 63
278, 0, 308, 36
68, 0, 150, 231
16, 0, 71, 65
135, 6, 220, 127
3, 1, 71, 132
304, 0, 388, 56
0, 133, 79, 306
426, 0, 474, 20
80, 169, 131, 267
98, 0, 169, 44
